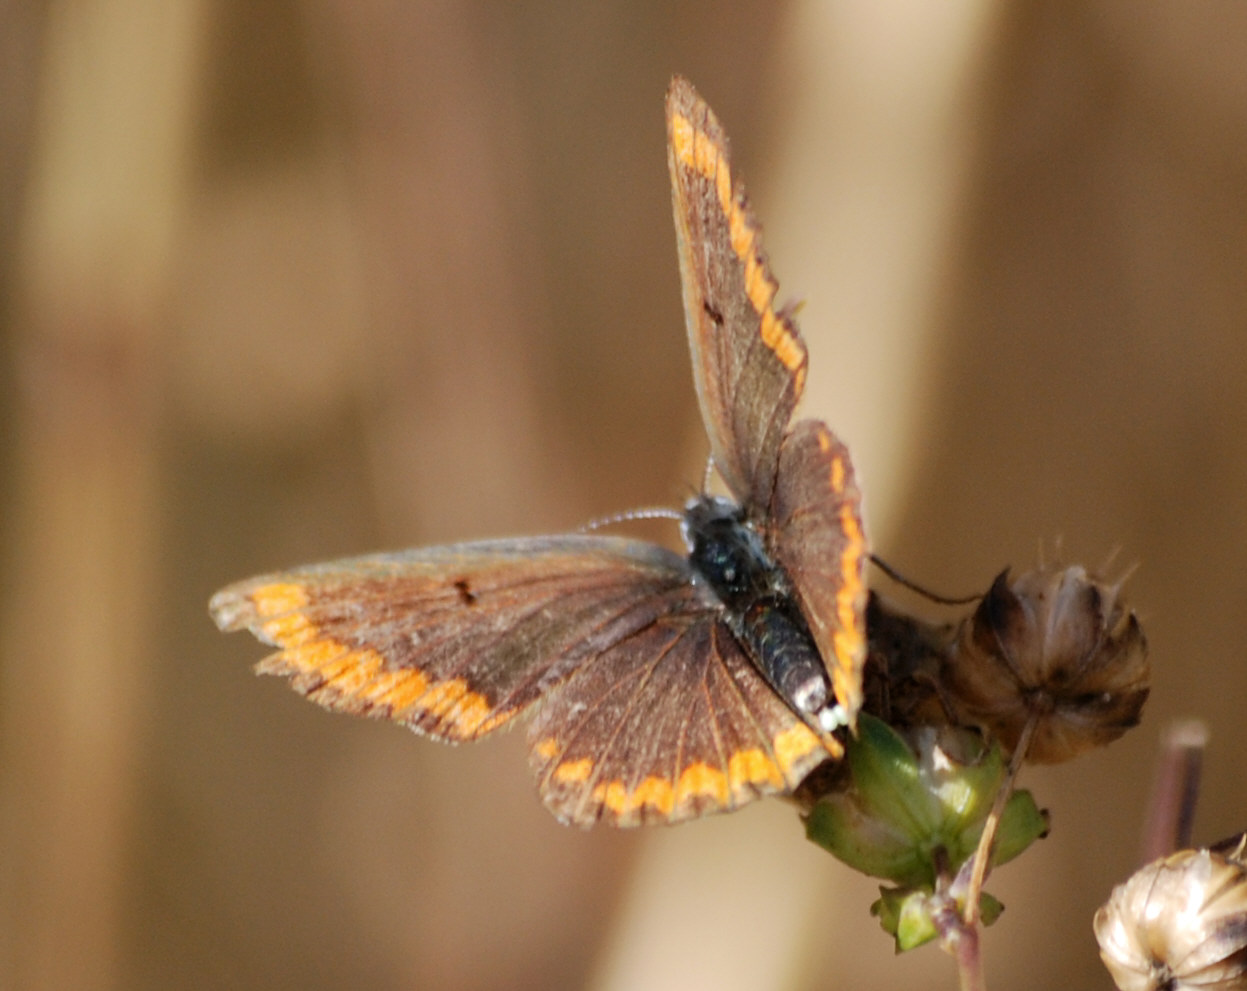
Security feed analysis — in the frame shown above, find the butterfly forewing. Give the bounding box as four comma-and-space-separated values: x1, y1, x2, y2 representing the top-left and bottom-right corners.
666, 76, 808, 510
210, 537, 694, 742
770, 420, 869, 724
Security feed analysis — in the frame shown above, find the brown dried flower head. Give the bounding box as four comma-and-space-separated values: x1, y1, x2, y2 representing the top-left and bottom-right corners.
1095, 841, 1247, 991
941, 565, 1149, 763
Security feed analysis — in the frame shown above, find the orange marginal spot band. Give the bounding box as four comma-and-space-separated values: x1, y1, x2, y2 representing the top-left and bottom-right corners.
774, 721, 838, 772
553, 758, 594, 784
694, 129, 717, 183
252, 582, 310, 622
591, 759, 738, 819
766, 321, 805, 376
368, 668, 433, 711
744, 254, 771, 315
246, 581, 506, 740
671, 108, 805, 377
669, 111, 695, 168
715, 157, 733, 217
827, 446, 868, 703
594, 777, 673, 818
589, 727, 836, 820
674, 761, 730, 806
727, 748, 783, 791
319, 648, 385, 692
827, 443, 847, 492
729, 206, 754, 261
417, 677, 504, 737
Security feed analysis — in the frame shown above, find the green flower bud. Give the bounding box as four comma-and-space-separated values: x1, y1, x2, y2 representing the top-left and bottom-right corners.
805, 714, 1047, 886
872, 887, 1004, 951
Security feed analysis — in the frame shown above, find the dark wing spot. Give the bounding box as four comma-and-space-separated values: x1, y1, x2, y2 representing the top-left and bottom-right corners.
703, 299, 724, 325
453, 579, 477, 605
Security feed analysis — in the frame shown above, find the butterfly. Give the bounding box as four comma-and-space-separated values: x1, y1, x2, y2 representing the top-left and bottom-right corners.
210, 76, 868, 827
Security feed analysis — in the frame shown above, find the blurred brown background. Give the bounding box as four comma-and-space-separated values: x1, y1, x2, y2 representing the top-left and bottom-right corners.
3, 2, 1246, 989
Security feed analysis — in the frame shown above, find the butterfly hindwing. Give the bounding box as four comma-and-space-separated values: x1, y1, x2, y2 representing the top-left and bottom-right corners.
769, 419, 869, 723
530, 607, 833, 826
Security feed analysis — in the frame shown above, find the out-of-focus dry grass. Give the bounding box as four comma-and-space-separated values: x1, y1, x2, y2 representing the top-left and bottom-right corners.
2, 3, 1246, 990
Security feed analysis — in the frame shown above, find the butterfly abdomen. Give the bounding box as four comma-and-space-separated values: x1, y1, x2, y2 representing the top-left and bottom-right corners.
683, 495, 831, 722
737, 599, 829, 716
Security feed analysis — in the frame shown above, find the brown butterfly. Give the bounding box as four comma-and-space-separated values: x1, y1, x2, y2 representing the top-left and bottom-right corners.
210, 76, 868, 827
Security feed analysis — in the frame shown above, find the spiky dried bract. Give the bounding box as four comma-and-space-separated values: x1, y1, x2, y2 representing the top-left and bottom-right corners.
1095, 841, 1247, 991
942, 565, 1149, 763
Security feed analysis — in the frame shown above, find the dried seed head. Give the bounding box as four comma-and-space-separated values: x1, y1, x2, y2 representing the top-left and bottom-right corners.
1095, 842, 1247, 991
942, 565, 1149, 763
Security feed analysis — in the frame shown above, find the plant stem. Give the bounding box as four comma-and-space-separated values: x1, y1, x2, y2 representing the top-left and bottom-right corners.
962, 713, 1038, 926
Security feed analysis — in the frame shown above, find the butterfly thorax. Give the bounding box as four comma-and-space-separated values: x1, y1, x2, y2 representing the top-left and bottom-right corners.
682, 495, 832, 720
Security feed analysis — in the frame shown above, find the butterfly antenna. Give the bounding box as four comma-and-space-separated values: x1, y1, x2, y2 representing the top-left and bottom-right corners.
869, 554, 981, 606
580, 507, 684, 533
701, 455, 716, 492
